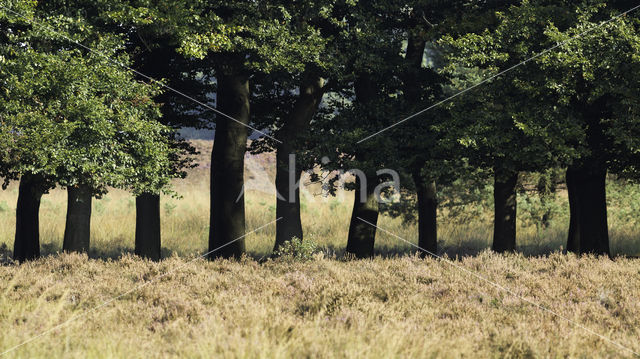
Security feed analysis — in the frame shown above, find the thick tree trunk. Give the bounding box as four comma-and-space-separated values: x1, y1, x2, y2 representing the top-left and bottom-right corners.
273, 75, 326, 252
566, 95, 611, 256
413, 170, 437, 255
209, 72, 250, 259
345, 74, 379, 258
405, 26, 438, 257
274, 154, 304, 250
492, 169, 518, 252
63, 184, 92, 253
135, 193, 161, 261
566, 167, 610, 255
404, 27, 427, 104
346, 177, 379, 258
13, 174, 44, 261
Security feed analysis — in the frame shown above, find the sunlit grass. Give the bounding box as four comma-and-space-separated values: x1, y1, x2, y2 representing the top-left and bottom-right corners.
0, 252, 639, 358
1, 164, 640, 259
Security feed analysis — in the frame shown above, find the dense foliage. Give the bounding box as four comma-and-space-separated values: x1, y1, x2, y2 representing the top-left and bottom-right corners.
0, 4, 185, 195
1, 0, 640, 259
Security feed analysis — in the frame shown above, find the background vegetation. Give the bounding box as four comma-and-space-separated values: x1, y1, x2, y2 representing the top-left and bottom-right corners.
3, 142, 640, 259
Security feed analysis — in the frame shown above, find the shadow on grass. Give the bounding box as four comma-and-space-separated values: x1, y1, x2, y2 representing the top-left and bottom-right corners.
2, 231, 639, 265
266, 231, 640, 261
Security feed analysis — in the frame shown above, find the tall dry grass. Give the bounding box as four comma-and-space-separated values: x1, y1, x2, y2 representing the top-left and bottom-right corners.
0, 173, 574, 259
0, 252, 639, 358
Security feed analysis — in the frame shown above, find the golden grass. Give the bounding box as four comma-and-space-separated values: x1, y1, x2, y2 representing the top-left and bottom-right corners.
0, 174, 564, 259
1, 164, 638, 259
0, 253, 639, 358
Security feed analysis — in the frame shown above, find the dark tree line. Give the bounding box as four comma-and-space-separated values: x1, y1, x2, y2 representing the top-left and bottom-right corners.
2, 0, 640, 261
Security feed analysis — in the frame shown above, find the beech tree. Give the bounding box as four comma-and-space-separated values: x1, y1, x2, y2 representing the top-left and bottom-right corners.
440, 1, 582, 252
31, 1, 203, 261
539, 3, 640, 255
0, 8, 184, 260
311, 0, 516, 257
394, 1, 471, 254
248, 1, 351, 252
90, 2, 202, 260
313, 0, 476, 257
302, 0, 412, 258
180, 0, 329, 258
440, 0, 640, 255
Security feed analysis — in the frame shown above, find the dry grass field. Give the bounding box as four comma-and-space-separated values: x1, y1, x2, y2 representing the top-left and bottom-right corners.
1, 253, 639, 358
0, 140, 639, 358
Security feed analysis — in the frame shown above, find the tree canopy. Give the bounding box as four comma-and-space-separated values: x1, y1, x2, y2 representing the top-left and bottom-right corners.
0, 6, 185, 195
2, 0, 640, 260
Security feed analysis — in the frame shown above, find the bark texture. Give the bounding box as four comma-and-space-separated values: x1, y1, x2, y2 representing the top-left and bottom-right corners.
405, 24, 438, 256
209, 72, 250, 259
346, 177, 379, 258
135, 193, 161, 261
566, 167, 610, 255
565, 96, 611, 256
492, 169, 518, 253
413, 171, 437, 255
13, 174, 44, 261
273, 75, 326, 252
345, 75, 379, 258
63, 184, 92, 253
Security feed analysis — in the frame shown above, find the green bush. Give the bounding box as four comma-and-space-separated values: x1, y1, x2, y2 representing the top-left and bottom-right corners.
607, 179, 640, 228
518, 191, 564, 231
274, 237, 318, 261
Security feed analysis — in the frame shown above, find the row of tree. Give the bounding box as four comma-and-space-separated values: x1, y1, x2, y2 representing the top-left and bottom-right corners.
1, 0, 639, 262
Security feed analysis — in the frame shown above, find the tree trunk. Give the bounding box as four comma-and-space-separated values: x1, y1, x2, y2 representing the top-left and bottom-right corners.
135, 193, 161, 261
405, 25, 437, 257
273, 75, 326, 252
63, 185, 92, 253
492, 169, 518, 252
566, 95, 611, 256
274, 152, 304, 251
209, 72, 250, 259
13, 174, 44, 261
404, 26, 427, 104
413, 170, 437, 256
344, 74, 379, 258
346, 177, 379, 258
566, 167, 610, 255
